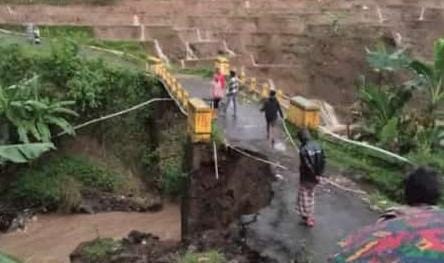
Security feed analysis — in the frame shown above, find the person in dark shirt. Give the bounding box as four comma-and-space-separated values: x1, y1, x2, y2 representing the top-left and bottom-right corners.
378, 167, 441, 223
260, 90, 284, 147
296, 128, 325, 227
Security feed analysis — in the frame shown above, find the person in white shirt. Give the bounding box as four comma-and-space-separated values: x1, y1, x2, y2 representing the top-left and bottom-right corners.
224, 70, 239, 117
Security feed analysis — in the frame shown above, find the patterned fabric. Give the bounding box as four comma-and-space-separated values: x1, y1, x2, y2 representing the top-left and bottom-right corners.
297, 184, 315, 219
228, 76, 239, 94
331, 209, 444, 262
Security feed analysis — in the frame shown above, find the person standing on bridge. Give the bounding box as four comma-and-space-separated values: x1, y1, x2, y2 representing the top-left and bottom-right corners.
212, 68, 225, 117
224, 70, 239, 117
260, 90, 284, 147
296, 128, 325, 227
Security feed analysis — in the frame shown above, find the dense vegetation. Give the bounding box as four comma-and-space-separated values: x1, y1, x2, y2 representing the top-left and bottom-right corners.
0, 33, 186, 211
9, 154, 135, 210
359, 40, 444, 157
305, 39, 444, 207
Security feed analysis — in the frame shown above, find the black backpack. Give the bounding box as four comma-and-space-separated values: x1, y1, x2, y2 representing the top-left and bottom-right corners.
300, 141, 326, 176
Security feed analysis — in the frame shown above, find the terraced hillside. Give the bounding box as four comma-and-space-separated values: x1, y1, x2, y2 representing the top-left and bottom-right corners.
2, 0, 443, 115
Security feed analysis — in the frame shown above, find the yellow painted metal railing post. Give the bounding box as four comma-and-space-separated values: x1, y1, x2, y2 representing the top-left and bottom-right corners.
261, 83, 270, 98
177, 87, 184, 106
147, 56, 215, 144
239, 67, 246, 86
249, 77, 257, 93
215, 56, 229, 76
188, 98, 213, 143
288, 96, 320, 130
182, 91, 190, 110
148, 57, 162, 75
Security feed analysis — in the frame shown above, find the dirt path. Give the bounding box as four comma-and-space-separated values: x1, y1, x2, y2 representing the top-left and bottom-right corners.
0, 203, 180, 263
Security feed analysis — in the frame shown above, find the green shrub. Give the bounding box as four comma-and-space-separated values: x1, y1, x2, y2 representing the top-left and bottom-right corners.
58, 176, 82, 212
180, 251, 226, 263
0, 33, 170, 201
10, 154, 125, 209
0, 45, 35, 87
160, 162, 186, 197
0, 251, 21, 263
11, 167, 66, 209
82, 238, 122, 262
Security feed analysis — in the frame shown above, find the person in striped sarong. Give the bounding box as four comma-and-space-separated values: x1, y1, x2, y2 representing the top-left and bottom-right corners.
296, 129, 326, 227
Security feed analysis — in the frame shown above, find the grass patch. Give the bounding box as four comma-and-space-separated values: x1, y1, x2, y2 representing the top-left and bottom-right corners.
0, 251, 21, 263
180, 251, 226, 263
211, 121, 224, 146
40, 25, 94, 41
8, 154, 127, 210
321, 137, 406, 202
176, 67, 213, 79
87, 40, 149, 60
0, 31, 144, 71
82, 238, 122, 262
0, 24, 94, 42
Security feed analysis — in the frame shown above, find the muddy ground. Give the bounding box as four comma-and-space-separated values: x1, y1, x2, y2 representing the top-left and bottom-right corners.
70, 146, 276, 262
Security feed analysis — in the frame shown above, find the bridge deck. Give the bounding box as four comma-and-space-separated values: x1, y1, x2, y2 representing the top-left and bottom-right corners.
176, 74, 378, 262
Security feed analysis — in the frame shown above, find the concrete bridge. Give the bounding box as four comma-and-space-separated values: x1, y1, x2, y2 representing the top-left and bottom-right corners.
151, 57, 378, 262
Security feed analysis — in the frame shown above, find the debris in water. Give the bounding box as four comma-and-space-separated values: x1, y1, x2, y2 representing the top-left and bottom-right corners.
275, 174, 284, 180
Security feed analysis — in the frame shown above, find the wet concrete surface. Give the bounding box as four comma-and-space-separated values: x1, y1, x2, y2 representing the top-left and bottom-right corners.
177, 75, 378, 262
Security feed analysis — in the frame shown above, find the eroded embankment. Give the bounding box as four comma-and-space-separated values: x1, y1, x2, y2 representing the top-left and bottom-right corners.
70, 145, 276, 262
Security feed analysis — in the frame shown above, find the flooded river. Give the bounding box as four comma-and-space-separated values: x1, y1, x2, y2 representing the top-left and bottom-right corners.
0, 203, 180, 263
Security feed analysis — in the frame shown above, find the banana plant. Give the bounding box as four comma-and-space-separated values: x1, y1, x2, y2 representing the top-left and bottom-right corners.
366, 43, 410, 72
357, 77, 413, 152
0, 143, 55, 165
409, 39, 444, 118
0, 76, 78, 143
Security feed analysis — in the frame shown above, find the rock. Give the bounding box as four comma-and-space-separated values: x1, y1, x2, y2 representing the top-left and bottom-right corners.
78, 204, 95, 214
80, 190, 163, 213
0, 210, 33, 233
127, 230, 155, 244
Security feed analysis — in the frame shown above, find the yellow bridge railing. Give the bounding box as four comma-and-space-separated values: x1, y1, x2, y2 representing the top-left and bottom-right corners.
149, 55, 320, 144
237, 64, 320, 130
149, 57, 213, 143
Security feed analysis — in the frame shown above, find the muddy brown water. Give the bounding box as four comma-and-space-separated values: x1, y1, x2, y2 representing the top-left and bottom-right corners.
0, 203, 180, 263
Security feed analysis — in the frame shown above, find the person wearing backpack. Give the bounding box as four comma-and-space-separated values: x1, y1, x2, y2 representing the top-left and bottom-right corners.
296, 128, 326, 227
224, 70, 239, 117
